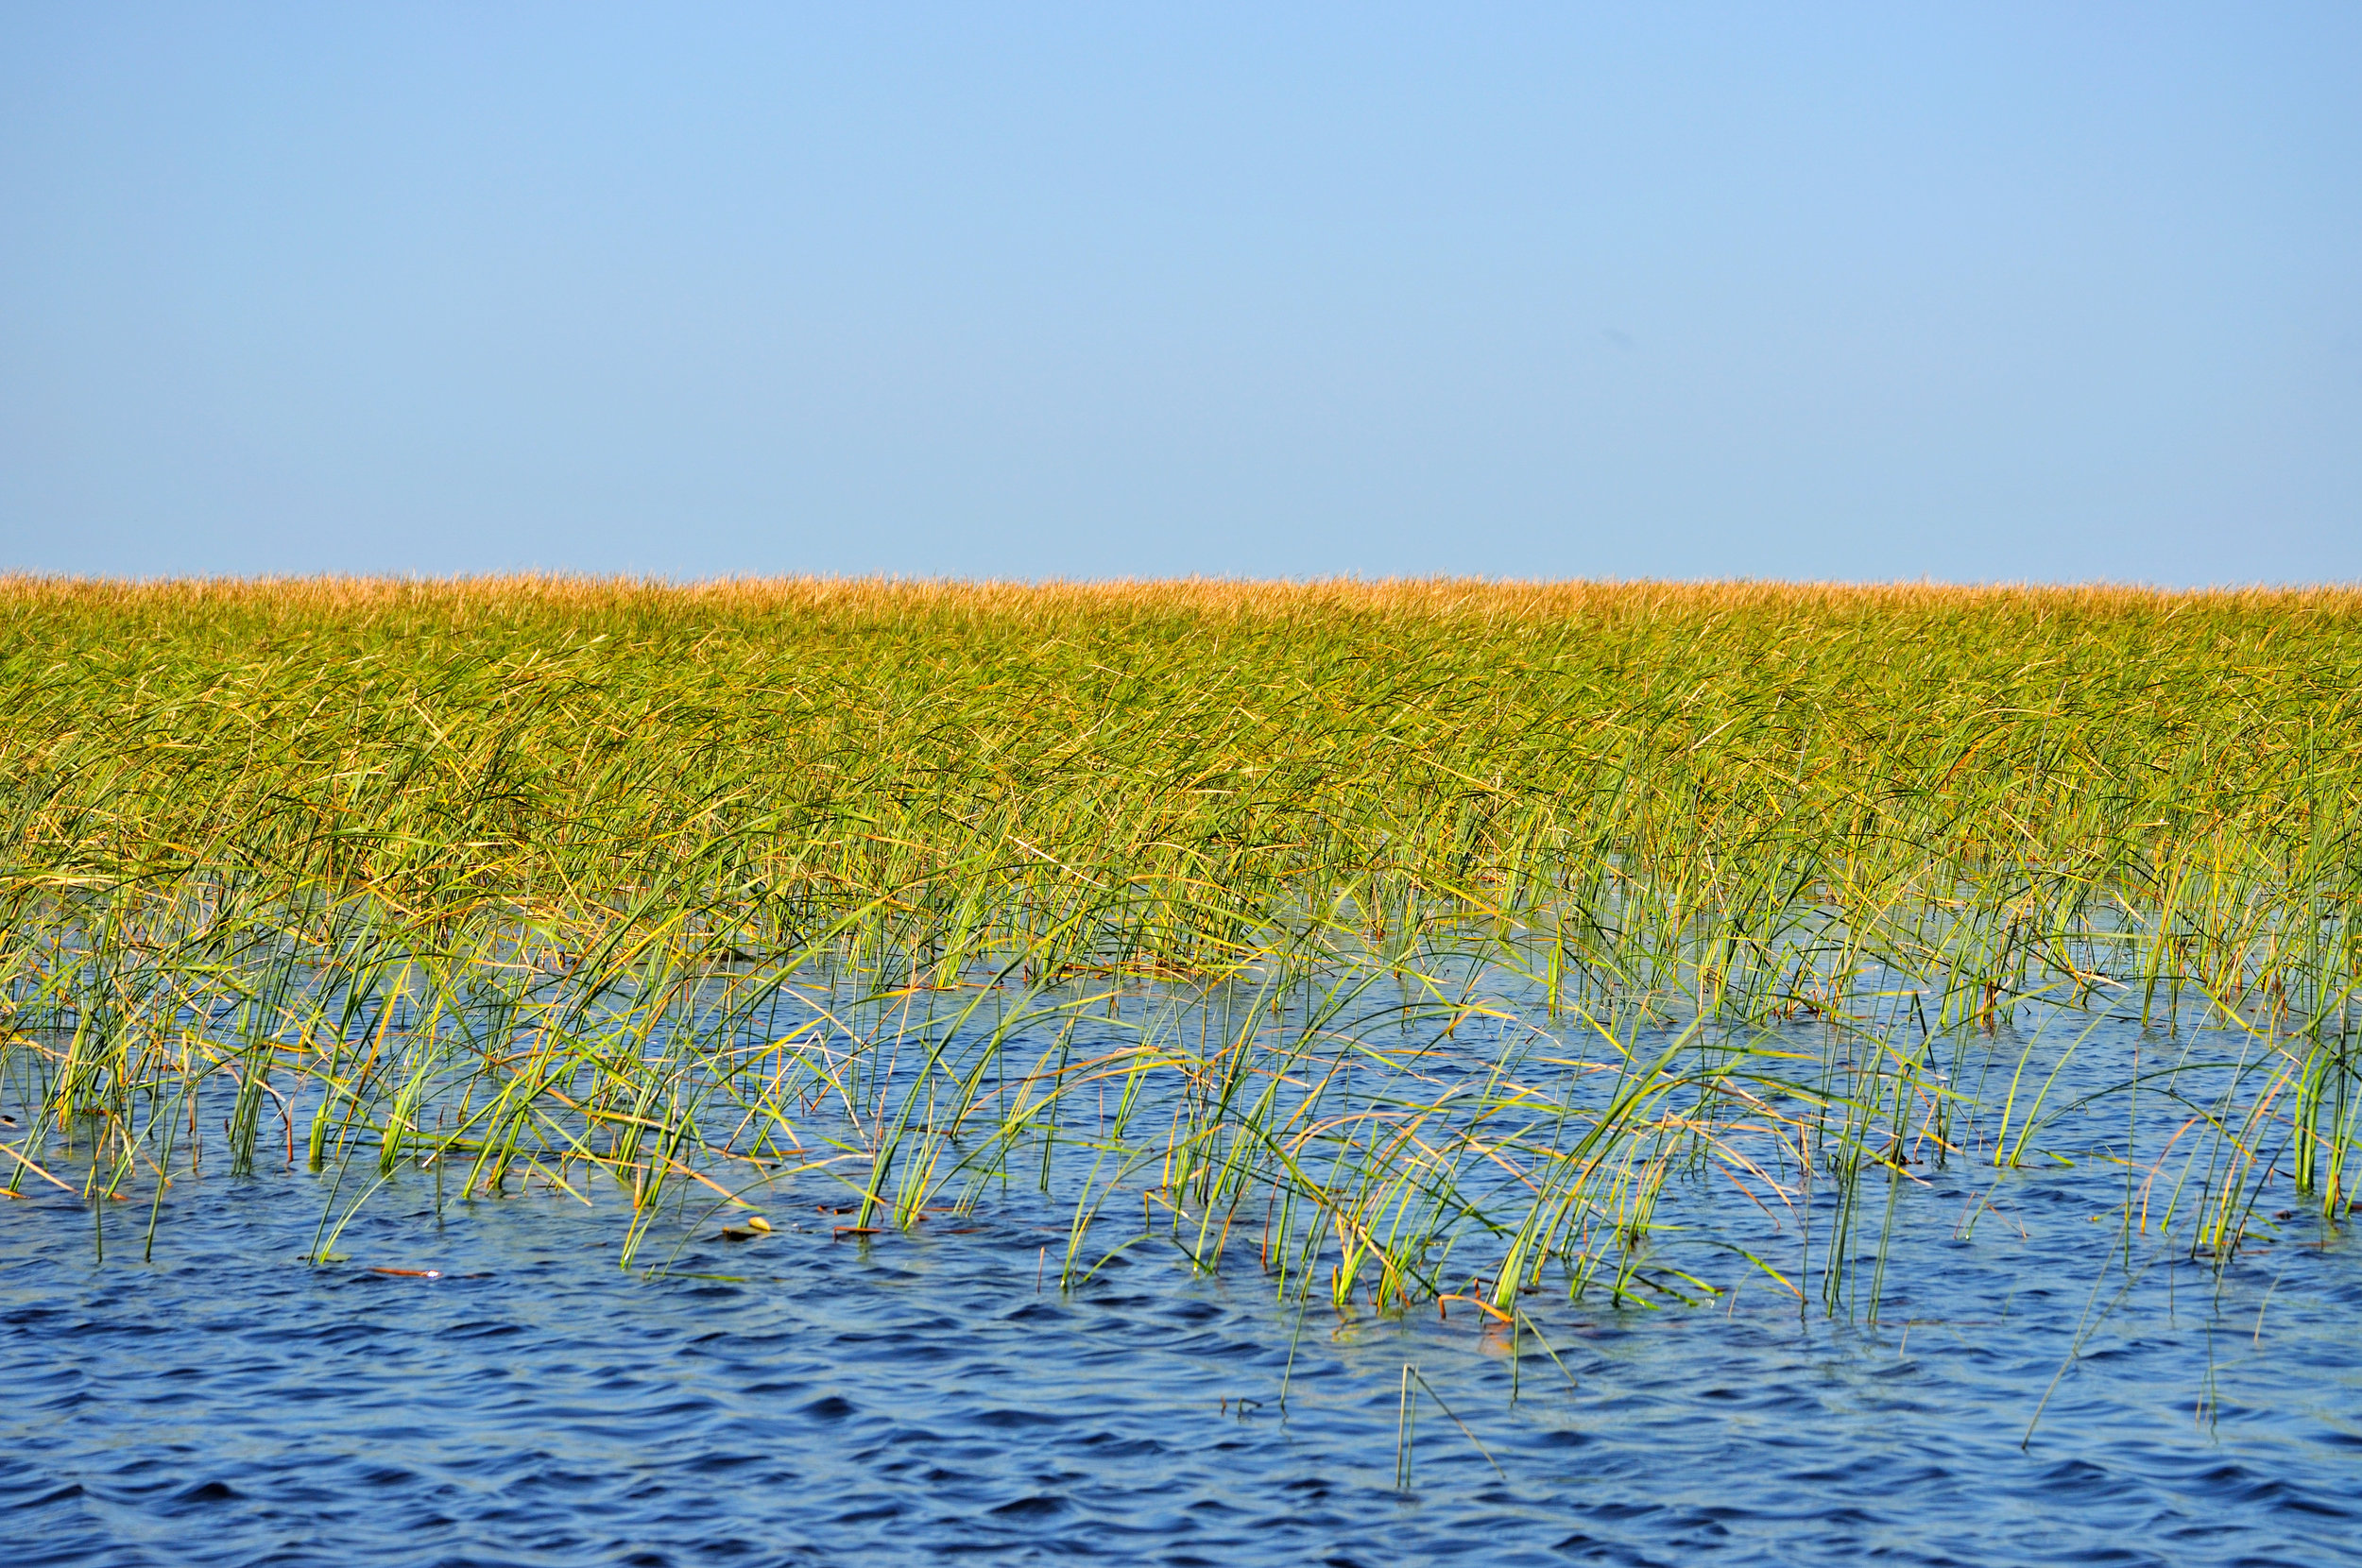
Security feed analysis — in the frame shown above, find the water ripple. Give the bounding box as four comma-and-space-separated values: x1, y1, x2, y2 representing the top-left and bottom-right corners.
4, 1169, 2358, 1566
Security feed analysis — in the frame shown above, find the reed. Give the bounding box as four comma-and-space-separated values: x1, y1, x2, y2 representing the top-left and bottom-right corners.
2, 575, 2355, 1308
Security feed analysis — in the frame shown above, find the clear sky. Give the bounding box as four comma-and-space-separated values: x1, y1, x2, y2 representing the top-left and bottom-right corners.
2, 4, 2355, 585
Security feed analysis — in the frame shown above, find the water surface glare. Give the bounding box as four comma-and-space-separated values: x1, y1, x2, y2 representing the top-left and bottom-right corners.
5, 1167, 2358, 1566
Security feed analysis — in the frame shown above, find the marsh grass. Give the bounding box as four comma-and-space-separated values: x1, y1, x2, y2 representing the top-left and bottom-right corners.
2, 577, 2357, 1310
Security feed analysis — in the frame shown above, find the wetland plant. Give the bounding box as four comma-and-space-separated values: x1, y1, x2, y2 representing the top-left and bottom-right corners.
2, 576, 2356, 1311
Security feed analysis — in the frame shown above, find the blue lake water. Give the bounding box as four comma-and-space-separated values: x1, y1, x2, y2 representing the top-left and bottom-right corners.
5, 1133, 2358, 1567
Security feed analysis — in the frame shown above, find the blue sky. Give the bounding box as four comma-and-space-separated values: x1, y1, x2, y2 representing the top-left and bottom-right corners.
2, 4, 2355, 584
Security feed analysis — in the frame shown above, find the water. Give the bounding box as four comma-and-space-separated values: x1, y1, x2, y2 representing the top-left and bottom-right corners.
6, 1136, 2359, 1566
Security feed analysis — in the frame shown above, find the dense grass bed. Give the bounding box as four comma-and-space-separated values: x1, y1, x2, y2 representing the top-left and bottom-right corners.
4, 577, 2357, 1305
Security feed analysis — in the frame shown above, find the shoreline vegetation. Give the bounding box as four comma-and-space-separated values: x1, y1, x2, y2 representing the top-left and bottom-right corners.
3, 576, 2357, 1310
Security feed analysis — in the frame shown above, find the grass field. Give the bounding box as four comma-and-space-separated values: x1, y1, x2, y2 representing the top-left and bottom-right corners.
4, 576, 2357, 1305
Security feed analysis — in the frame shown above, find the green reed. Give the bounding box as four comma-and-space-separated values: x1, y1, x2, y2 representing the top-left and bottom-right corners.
2, 576, 2357, 1310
